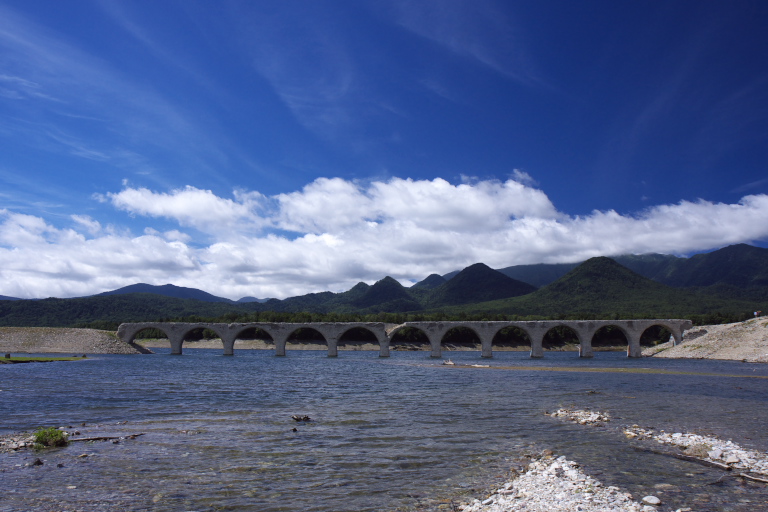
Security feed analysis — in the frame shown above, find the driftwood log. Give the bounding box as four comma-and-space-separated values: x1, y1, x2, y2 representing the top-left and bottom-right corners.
738, 473, 768, 484
69, 433, 145, 442
631, 446, 731, 471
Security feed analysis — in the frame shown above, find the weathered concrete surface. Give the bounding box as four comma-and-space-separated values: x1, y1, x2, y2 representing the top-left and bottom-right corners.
118, 319, 692, 358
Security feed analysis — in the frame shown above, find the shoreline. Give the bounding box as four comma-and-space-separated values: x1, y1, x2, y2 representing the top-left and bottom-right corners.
0, 327, 149, 355
643, 317, 768, 363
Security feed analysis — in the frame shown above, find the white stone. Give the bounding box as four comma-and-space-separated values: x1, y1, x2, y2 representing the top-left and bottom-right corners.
642, 495, 661, 505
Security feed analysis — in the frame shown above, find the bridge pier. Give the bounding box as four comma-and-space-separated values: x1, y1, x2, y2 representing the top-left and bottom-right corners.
274, 336, 288, 356
526, 324, 548, 358
572, 324, 595, 358
378, 338, 390, 357
221, 330, 237, 356
327, 337, 338, 357
169, 333, 184, 355
480, 337, 493, 358
429, 336, 442, 358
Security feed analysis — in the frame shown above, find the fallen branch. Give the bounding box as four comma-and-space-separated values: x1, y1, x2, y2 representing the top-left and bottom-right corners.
738, 472, 768, 484
631, 446, 731, 471
69, 433, 145, 442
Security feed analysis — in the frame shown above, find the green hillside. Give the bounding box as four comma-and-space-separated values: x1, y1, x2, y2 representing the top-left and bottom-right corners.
437, 257, 761, 320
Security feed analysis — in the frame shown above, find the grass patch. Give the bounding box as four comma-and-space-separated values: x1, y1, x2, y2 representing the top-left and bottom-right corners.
33, 427, 69, 448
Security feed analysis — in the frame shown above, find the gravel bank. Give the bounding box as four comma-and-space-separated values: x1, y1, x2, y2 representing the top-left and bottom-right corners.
643, 318, 768, 362
624, 426, 768, 476
459, 455, 658, 512
0, 327, 150, 354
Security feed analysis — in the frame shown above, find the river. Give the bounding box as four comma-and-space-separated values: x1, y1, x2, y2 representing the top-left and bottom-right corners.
2, 349, 768, 511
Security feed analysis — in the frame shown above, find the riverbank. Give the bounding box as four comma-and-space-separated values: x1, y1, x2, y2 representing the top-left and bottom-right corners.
0, 327, 150, 354
643, 318, 768, 362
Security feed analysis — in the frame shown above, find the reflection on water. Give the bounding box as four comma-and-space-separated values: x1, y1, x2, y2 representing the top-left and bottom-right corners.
2, 350, 768, 511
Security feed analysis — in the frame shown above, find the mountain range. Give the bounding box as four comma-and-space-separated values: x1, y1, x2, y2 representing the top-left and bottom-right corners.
0, 244, 766, 327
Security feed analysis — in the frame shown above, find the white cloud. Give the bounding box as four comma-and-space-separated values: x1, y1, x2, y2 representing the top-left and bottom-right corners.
71, 215, 101, 235
1, 179, 768, 300
107, 186, 268, 235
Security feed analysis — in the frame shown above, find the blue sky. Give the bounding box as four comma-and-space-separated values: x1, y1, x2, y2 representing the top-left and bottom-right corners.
1, 0, 768, 300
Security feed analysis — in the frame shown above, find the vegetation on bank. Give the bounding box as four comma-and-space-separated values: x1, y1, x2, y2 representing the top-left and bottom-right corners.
33, 427, 69, 448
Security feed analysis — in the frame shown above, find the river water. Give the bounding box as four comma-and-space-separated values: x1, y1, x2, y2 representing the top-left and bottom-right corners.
2, 349, 768, 511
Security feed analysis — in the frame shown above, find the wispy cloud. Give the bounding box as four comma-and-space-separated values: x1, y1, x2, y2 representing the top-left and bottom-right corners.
2, 177, 767, 300
382, 0, 541, 87
0, 4, 233, 182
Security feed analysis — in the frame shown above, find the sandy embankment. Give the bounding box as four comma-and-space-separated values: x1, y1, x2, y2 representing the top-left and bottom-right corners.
643, 318, 768, 363
0, 327, 150, 354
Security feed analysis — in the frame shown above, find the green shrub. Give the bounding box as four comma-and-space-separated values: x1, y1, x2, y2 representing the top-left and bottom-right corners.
34, 427, 68, 448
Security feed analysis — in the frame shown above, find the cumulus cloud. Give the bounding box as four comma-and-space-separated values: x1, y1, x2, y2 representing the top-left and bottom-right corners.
1, 179, 768, 300
106, 186, 268, 235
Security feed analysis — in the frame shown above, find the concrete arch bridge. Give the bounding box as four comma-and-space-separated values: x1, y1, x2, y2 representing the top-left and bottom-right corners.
117, 319, 692, 358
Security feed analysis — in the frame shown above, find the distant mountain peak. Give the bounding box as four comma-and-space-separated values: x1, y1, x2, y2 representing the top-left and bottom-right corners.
411, 274, 447, 289
430, 262, 536, 306
97, 283, 233, 303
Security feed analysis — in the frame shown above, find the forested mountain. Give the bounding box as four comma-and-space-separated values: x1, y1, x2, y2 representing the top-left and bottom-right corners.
489, 244, 768, 289
0, 244, 765, 328
96, 283, 233, 303
0, 293, 257, 328
438, 257, 760, 320
411, 274, 447, 289
0, 295, 20, 301
654, 244, 768, 288
428, 263, 535, 307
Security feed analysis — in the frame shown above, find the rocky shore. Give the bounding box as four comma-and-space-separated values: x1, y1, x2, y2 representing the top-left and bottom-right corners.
0, 327, 150, 354
624, 426, 768, 476
459, 454, 660, 512
457, 407, 768, 512
644, 318, 768, 362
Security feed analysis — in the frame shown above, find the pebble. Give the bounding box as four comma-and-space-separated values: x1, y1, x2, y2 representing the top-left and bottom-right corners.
642, 495, 661, 505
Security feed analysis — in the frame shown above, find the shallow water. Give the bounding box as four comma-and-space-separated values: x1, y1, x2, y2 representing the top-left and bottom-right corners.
2, 350, 768, 511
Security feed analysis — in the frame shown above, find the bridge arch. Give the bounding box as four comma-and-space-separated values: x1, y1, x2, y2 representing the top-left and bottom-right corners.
229, 326, 275, 353
285, 327, 328, 354
543, 324, 581, 352
338, 326, 384, 352
441, 325, 482, 354
389, 325, 431, 354
119, 324, 171, 344
591, 325, 631, 355
491, 326, 532, 353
